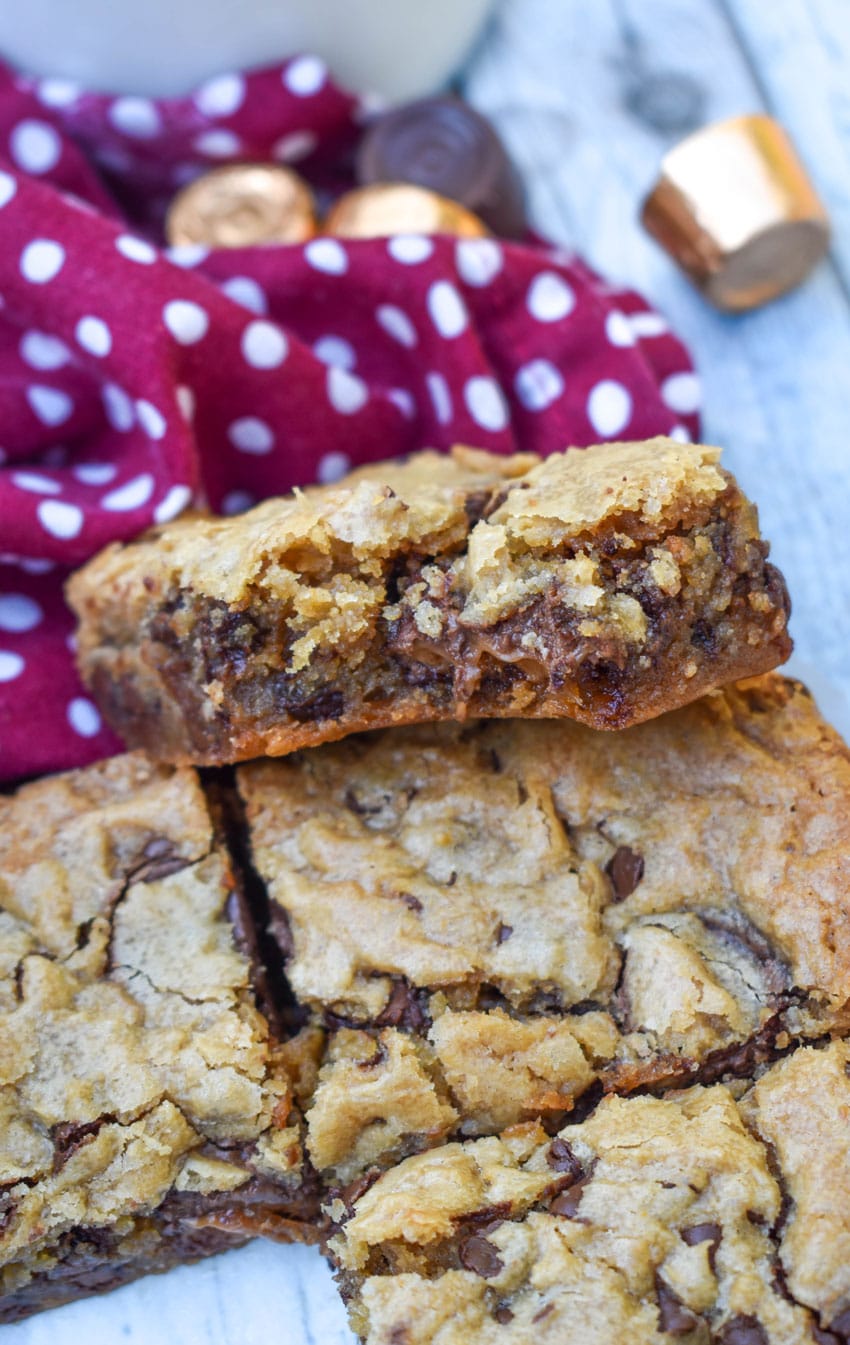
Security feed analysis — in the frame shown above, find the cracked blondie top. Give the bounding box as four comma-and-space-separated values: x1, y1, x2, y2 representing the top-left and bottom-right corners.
239, 675, 850, 1182
0, 754, 319, 1324
67, 439, 791, 765
328, 1041, 850, 1344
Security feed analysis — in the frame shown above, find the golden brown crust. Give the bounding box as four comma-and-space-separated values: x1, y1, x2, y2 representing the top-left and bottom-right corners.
238, 675, 850, 1177
67, 440, 791, 764
330, 1047, 850, 1343
0, 754, 317, 1322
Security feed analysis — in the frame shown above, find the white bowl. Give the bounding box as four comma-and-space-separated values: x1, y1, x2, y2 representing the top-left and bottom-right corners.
0, 0, 497, 101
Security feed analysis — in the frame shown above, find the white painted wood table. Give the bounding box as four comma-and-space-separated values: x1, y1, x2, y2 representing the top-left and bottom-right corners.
8, 1, 850, 1341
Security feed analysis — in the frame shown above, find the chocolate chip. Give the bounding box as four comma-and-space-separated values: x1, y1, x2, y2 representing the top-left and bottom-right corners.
680, 1221, 721, 1271
532, 1303, 555, 1323
374, 978, 430, 1032
130, 837, 189, 883
396, 891, 423, 913
268, 901, 295, 961
812, 1325, 843, 1345
716, 1316, 769, 1345
51, 1118, 108, 1173
546, 1138, 583, 1179
829, 1309, 850, 1339
550, 1176, 590, 1218
388, 1328, 411, 1345
496, 923, 513, 944
656, 1279, 701, 1336
605, 846, 644, 901
494, 1306, 514, 1324
459, 1235, 503, 1279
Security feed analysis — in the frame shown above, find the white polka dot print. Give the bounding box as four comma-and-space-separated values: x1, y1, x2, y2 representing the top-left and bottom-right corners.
0, 651, 24, 682
228, 417, 275, 454
669, 424, 693, 443
326, 367, 368, 415
304, 238, 348, 275
426, 371, 452, 426
628, 311, 668, 339
115, 233, 158, 264
20, 239, 65, 283
527, 271, 575, 323
0, 554, 54, 575
12, 471, 61, 495
587, 380, 632, 437
388, 388, 416, 419
163, 299, 209, 345
73, 461, 117, 486
427, 281, 468, 339
0, 170, 16, 209
67, 697, 101, 737
220, 275, 267, 314
154, 485, 192, 523
284, 56, 327, 97
75, 315, 112, 357
272, 130, 318, 163
20, 330, 70, 370
176, 385, 195, 421
464, 376, 509, 432
102, 474, 155, 511
241, 320, 288, 370
36, 78, 80, 108
376, 305, 417, 348
605, 310, 636, 347
109, 96, 161, 138
101, 383, 134, 432
661, 372, 701, 415
0, 593, 42, 632
27, 385, 73, 426
313, 335, 356, 370
10, 120, 62, 174
194, 129, 242, 158
135, 399, 167, 439
195, 72, 245, 117
37, 499, 83, 539
387, 235, 433, 265
456, 238, 503, 287
515, 359, 565, 412
221, 489, 255, 516
317, 450, 352, 484
165, 244, 209, 268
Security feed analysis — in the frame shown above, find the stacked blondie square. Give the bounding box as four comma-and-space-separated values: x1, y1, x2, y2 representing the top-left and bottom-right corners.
3, 438, 849, 1343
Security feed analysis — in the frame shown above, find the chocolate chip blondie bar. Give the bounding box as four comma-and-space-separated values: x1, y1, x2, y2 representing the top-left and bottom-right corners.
67, 439, 791, 765
328, 1041, 850, 1344
0, 754, 319, 1323
238, 675, 850, 1182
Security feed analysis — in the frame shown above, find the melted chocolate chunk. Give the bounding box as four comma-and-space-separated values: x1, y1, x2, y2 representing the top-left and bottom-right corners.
605, 846, 645, 901
374, 979, 430, 1032
549, 1176, 591, 1218
680, 1221, 721, 1271
51, 1118, 109, 1173
131, 836, 189, 883
287, 689, 345, 724
656, 1278, 701, 1335
546, 1138, 583, 1179
496, 922, 513, 944
812, 1326, 843, 1345
459, 1235, 504, 1279
532, 1303, 555, 1323
494, 1306, 514, 1324
717, 1316, 769, 1345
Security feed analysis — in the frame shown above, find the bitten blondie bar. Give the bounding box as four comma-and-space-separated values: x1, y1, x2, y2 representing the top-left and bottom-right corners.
239, 675, 850, 1182
0, 754, 318, 1323
68, 439, 791, 764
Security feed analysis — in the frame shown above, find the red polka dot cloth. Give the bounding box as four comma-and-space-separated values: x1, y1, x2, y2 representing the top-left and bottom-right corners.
0, 56, 702, 782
